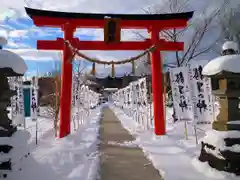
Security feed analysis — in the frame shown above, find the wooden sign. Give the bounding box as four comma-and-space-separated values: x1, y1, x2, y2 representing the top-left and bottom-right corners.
104, 18, 121, 44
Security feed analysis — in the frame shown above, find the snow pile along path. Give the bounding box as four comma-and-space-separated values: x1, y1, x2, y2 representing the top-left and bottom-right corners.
8, 106, 102, 180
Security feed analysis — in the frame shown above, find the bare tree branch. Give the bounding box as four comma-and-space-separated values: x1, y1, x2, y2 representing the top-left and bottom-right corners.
133, 0, 227, 68
218, 2, 240, 47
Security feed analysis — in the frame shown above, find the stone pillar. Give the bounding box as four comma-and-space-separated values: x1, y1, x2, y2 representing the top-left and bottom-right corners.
198, 42, 240, 176
0, 74, 17, 137
212, 78, 240, 131
198, 74, 240, 175
0, 37, 27, 178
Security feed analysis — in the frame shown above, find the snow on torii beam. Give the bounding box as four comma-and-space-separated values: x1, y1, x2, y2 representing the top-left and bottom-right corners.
25, 7, 193, 138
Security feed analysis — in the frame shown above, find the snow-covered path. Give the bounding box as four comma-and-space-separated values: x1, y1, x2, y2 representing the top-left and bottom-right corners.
99, 106, 162, 180
110, 105, 239, 180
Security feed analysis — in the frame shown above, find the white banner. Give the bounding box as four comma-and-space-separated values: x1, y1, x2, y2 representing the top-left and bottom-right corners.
188, 62, 214, 124
170, 67, 194, 121
71, 77, 78, 130
9, 77, 25, 125
112, 77, 150, 130
72, 77, 79, 107
17, 77, 25, 124
70, 81, 100, 131
9, 77, 17, 120
30, 77, 38, 120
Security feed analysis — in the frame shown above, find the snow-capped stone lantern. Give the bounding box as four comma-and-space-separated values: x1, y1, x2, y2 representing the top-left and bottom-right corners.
0, 36, 27, 178
198, 41, 240, 175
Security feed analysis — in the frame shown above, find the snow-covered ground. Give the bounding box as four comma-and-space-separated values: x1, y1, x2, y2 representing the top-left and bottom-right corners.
110, 104, 239, 180
7, 105, 103, 180
4, 102, 239, 180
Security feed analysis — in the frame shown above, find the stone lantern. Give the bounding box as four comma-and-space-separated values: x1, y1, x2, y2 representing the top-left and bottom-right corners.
198, 41, 240, 175
0, 36, 27, 177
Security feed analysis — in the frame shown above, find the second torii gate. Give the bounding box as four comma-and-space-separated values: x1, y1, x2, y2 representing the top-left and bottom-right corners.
25, 7, 193, 138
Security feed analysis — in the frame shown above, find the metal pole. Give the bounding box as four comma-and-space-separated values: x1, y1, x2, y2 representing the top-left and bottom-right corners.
35, 118, 38, 145
194, 125, 198, 145
184, 120, 188, 140
23, 117, 26, 130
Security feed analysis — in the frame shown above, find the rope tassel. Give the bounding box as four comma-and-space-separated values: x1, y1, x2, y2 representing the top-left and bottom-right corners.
147, 52, 151, 65
111, 63, 115, 77
132, 60, 135, 75
91, 62, 96, 75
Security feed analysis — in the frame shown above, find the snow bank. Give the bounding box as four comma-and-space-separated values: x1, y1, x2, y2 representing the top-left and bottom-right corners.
202, 130, 240, 153
107, 141, 139, 148
203, 55, 240, 76
8, 106, 103, 180
111, 105, 205, 180
192, 158, 239, 180
192, 158, 228, 179
110, 104, 238, 180
228, 121, 240, 125
0, 130, 31, 171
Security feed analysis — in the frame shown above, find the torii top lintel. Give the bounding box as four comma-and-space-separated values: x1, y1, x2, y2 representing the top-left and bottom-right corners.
25, 7, 193, 29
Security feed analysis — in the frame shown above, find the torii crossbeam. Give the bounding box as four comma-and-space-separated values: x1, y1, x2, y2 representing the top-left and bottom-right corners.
25, 7, 193, 138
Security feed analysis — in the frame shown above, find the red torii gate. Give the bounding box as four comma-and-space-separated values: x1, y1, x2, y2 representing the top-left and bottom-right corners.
25, 7, 193, 138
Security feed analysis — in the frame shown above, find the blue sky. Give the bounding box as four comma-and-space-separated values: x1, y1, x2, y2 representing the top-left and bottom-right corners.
8, 22, 56, 74
2, 15, 97, 76
0, 0, 166, 77
3, 16, 59, 75
1, 10, 147, 77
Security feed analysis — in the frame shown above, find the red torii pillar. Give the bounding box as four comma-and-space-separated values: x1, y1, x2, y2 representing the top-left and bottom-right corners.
25, 7, 193, 138
150, 27, 165, 135
60, 23, 75, 137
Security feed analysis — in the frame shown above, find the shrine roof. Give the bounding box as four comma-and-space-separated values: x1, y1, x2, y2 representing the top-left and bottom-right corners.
25, 7, 193, 21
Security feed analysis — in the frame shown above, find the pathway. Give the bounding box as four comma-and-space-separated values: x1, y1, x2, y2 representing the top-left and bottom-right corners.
99, 106, 163, 180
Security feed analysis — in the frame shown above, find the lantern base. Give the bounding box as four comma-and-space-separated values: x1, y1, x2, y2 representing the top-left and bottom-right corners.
0, 74, 21, 178
213, 121, 240, 131
0, 160, 11, 170
0, 145, 13, 154
198, 130, 240, 176
0, 126, 17, 137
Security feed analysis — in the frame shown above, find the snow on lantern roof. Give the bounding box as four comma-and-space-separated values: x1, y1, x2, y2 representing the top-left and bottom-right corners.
202, 54, 240, 76
104, 88, 118, 91
0, 37, 7, 46
0, 36, 27, 75
0, 49, 27, 75
222, 41, 239, 52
